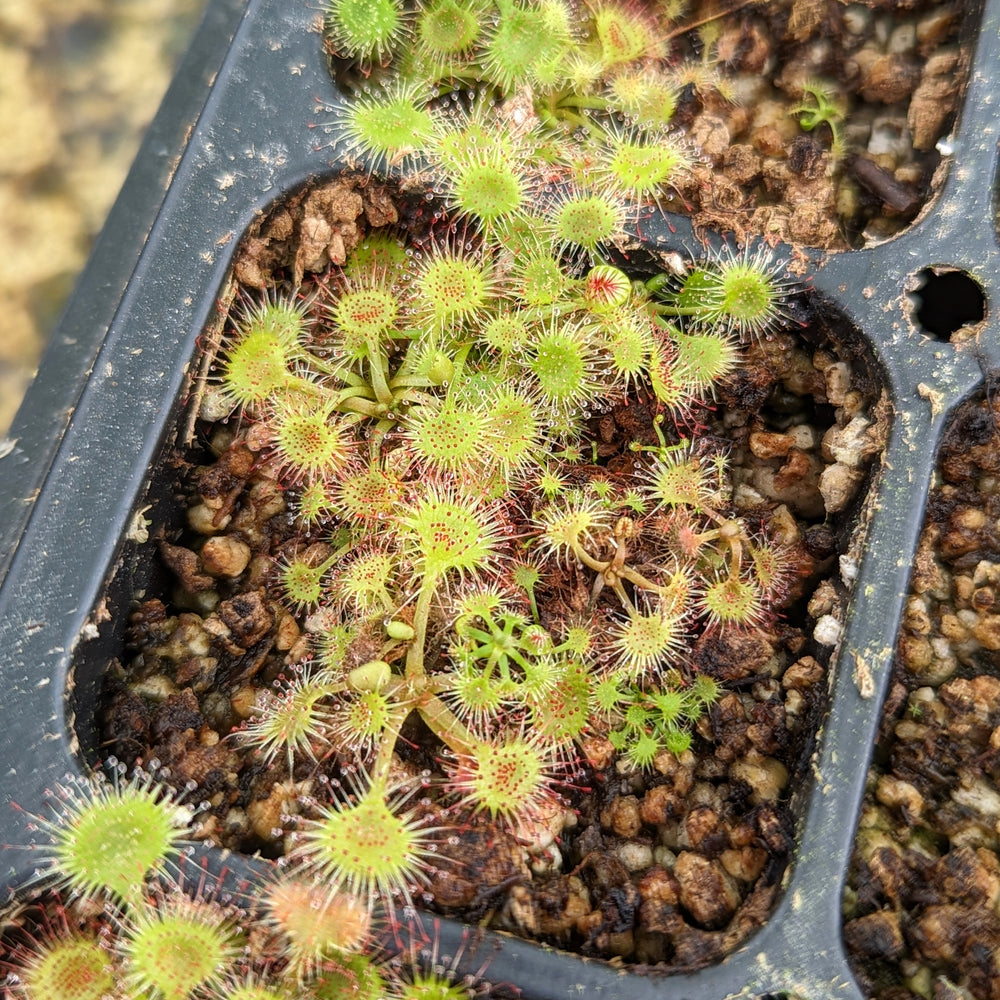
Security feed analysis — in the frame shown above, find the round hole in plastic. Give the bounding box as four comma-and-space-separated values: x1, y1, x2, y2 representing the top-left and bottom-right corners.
910, 266, 986, 339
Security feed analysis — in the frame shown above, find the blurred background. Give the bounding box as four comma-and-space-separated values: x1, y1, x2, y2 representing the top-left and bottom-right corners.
0, 0, 209, 434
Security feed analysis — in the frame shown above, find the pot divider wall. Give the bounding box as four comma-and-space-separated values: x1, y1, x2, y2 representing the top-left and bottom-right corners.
0, 1, 998, 998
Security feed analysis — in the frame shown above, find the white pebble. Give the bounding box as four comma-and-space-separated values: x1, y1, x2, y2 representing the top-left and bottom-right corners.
814, 614, 843, 647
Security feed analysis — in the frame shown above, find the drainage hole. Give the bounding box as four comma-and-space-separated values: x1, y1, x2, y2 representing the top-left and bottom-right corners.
911, 267, 986, 340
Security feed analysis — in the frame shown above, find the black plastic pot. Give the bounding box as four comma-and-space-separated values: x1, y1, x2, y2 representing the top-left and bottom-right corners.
1, 1, 998, 997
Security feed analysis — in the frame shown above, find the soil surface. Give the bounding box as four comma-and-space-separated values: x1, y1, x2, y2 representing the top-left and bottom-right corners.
845, 391, 1000, 1000
99, 172, 886, 969
656, 0, 972, 248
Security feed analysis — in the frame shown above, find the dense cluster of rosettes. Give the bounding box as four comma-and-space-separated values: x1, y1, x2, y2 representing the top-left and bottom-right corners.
206, 0, 794, 931
3, 2, 801, 996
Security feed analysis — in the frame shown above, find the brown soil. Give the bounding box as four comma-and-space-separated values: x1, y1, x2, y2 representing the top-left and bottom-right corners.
99, 171, 886, 969
659, 0, 971, 248
845, 392, 1000, 1000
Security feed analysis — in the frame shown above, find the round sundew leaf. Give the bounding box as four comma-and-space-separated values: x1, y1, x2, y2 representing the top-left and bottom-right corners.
516, 252, 570, 306
607, 139, 686, 197
456, 737, 552, 819
530, 659, 591, 744
343, 92, 436, 168
326, 0, 405, 61
221, 330, 291, 407
663, 728, 693, 756
47, 777, 188, 904
400, 487, 503, 580
485, 390, 541, 473
613, 609, 683, 676
120, 900, 238, 1000
645, 452, 710, 510
278, 556, 328, 610
406, 401, 491, 473
534, 493, 612, 560
264, 879, 372, 971
269, 402, 351, 481
239, 292, 307, 348
445, 662, 507, 730
674, 330, 740, 391
481, 5, 558, 93
607, 68, 679, 125
528, 326, 599, 406
452, 160, 524, 224
675, 248, 791, 338
550, 193, 621, 252
294, 783, 429, 901
600, 309, 653, 385
651, 689, 687, 726
344, 232, 410, 279
719, 264, 778, 329
236, 673, 335, 766
701, 574, 764, 627
415, 253, 490, 324
332, 286, 400, 341
19, 936, 115, 1000
296, 478, 337, 526
593, 3, 660, 68
331, 550, 397, 613
334, 464, 405, 524
647, 337, 691, 412
582, 264, 632, 311
311, 954, 388, 1000
625, 730, 662, 770
399, 969, 474, 1000
433, 121, 492, 170
417, 0, 480, 56
477, 311, 532, 354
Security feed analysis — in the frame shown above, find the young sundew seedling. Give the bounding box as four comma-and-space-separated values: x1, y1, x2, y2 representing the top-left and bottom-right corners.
654, 243, 794, 340
790, 78, 847, 155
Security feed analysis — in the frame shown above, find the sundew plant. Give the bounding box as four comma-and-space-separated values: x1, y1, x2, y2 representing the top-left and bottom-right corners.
188, 0, 799, 914
206, 0, 796, 910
